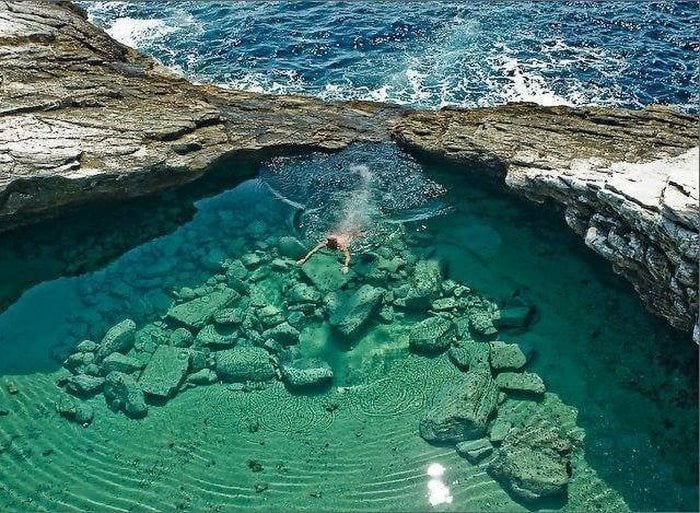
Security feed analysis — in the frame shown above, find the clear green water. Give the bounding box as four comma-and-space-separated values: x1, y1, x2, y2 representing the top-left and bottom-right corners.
0, 144, 696, 512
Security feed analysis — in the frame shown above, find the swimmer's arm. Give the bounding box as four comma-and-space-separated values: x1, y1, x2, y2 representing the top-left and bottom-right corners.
341, 247, 351, 273
297, 241, 326, 265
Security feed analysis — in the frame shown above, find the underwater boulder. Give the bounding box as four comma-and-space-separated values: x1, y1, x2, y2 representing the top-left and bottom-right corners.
194, 324, 238, 348
403, 259, 442, 311
56, 395, 94, 426
215, 347, 276, 383
494, 306, 535, 330
495, 372, 546, 396
419, 369, 498, 444
286, 283, 322, 305
103, 371, 148, 418
489, 341, 527, 371
277, 236, 307, 260
281, 359, 333, 391
300, 253, 352, 292
456, 437, 494, 464
488, 419, 573, 502
409, 316, 456, 354
185, 368, 218, 386
448, 339, 491, 372
101, 352, 145, 374
166, 288, 238, 329
262, 322, 300, 346
65, 374, 104, 396
96, 319, 136, 361
468, 310, 498, 338
169, 327, 194, 347
138, 346, 190, 400
329, 284, 385, 337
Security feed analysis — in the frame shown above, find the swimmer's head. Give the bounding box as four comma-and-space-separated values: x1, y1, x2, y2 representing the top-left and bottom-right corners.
326, 236, 340, 249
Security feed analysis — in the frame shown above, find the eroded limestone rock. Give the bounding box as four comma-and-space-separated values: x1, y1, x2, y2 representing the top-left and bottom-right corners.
138, 346, 190, 399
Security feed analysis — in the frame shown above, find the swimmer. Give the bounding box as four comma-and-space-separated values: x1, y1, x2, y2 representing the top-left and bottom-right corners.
297, 230, 360, 273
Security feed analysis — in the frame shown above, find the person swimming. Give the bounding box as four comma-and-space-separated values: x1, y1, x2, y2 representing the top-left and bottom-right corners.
297, 229, 361, 274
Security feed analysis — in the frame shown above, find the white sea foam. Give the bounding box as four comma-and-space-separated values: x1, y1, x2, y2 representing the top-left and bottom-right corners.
105, 17, 176, 48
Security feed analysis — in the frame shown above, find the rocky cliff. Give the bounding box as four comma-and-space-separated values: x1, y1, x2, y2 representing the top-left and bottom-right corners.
1, 0, 697, 338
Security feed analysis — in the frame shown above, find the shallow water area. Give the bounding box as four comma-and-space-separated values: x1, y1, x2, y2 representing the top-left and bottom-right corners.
0, 144, 697, 512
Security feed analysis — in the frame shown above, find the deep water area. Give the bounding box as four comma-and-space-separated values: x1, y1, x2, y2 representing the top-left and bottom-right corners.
82, 0, 699, 110
0, 144, 696, 512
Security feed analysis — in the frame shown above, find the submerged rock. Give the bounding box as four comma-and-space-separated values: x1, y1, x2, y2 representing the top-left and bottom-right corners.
456, 437, 494, 464
409, 316, 456, 354
65, 374, 104, 396
169, 327, 194, 347
278, 236, 307, 260
495, 372, 546, 396
286, 283, 322, 305
96, 319, 136, 361
166, 288, 238, 329
494, 306, 535, 330
489, 341, 527, 371
138, 346, 190, 399
186, 368, 218, 386
300, 253, 351, 292
194, 324, 237, 348
262, 322, 300, 346
448, 338, 491, 372
56, 395, 94, 426
101, 352, 145, 374
281, 359, 333, 390
419, 369, 498, 444
215, 347, 276, 383
104, 372, 148, 418
488, 419, 573, 502
329, 285, 385, 337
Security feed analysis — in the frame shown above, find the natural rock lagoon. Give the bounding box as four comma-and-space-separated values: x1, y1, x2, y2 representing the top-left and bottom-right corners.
0, 143, 696, 511
0, 1, 698, 512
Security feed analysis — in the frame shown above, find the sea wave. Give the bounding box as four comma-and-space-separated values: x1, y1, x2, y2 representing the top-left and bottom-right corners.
80, 1, 698, 111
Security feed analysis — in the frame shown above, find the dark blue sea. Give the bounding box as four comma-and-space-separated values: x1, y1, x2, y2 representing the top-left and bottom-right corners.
83, 0, 698, 110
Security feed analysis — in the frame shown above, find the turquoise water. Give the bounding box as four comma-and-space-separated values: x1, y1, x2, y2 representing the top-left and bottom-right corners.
0, 144, 696, 511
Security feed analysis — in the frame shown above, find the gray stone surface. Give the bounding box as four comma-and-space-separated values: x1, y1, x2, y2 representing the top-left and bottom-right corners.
456, 438, 494, 464
489, 342, 527, 371
138, 346, 190, 399
104, 371, 148, 418
329, 285, 384, 337
166, 289, 238, 329
409, 316, 456, 354
281, 359, 333, 390
215, 347, 276, 383
96, 319, 136, 361
495, 372, 546, 396
101, 352, 145, 374
65, 374, 104, 396
419, 369, 498, 444
488, 420, 573, 502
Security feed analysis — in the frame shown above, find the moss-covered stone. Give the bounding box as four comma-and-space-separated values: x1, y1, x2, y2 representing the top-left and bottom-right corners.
166, 288, 238, 329
495, 372, 546, 396
329, 285, 384, 336
104, 371, 147, 418
456, 437, 494, 464
286, 282, 321, 304
215, 347, 276, 383
281, 359, 333, 390
262, 322, 300, 346
300, 253, 351, 292
489, 341, 527, 371
56, 394, 94, 426
65, 374, 104, 396
194, 324, 237, 348
277, 236, 307, 260
96, 319, 136, 360
186, 368, 218, 386
488, 419, 572, 502
138, 346, 190, 399
101, 352, 145, 374
419, 369, 498, 444
494, 306, 535, 330
409, 316, 455, 354
169, 327, 193, 347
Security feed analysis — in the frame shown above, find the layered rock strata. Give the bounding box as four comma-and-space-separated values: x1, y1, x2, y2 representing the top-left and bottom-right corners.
1, 0, 697, 337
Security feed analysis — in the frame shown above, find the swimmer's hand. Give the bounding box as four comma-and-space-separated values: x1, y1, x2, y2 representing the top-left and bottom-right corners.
340, 265, 349, 274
